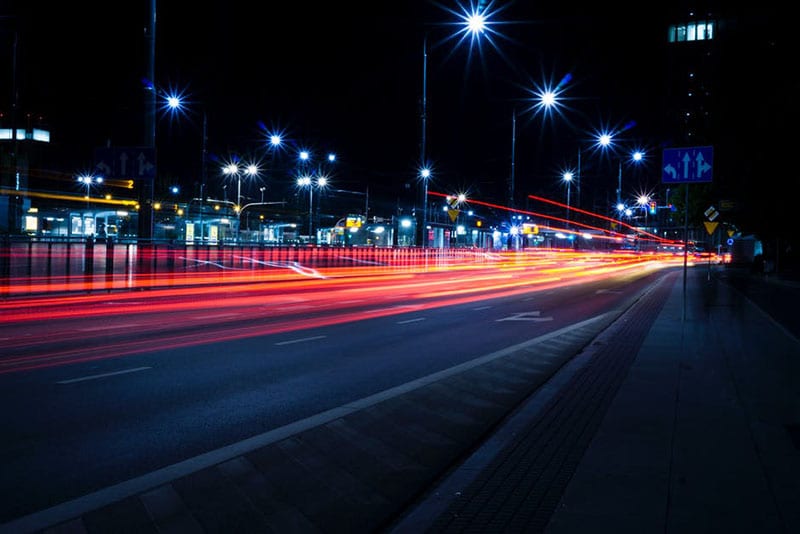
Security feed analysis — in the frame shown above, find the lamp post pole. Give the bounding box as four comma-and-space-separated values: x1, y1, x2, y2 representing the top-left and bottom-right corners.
236, 173, 242, 241
139, 0, 157, 242
576, 147, 581, 211
308, 186, 313, 239
510, 109, 516, 209
199, 111, 207, 242
420, 34, 428, 248
421, 168, 430, 247
565, 173, 572, 225
416, 9, 492, 247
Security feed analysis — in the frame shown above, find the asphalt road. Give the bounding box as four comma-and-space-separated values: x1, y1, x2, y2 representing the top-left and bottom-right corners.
0, 265, 669, 523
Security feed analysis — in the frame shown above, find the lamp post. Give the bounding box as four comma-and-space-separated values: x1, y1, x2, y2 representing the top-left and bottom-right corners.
418, 8, 494, 247
222, 163, 240, 240
515, 87, 560, 210
562, 171, 573, 225
297, 175, 328, 243
77, 174, 103, 210
222, 162, 260, 242
200, 110, 207, 242
420, 167, 431, 247
614, 149, 646, 223
574, 132, 613, 213
637, 193, 651, 228
159, 93, 210, 243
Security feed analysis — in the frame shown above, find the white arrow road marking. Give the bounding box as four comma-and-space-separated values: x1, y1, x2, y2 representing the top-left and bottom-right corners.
496, 310, 553, 322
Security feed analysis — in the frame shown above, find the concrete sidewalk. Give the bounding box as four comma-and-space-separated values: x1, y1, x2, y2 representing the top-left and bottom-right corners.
391, 266, 800, 533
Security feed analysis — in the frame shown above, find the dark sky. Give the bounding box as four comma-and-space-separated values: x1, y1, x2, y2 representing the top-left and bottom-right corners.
3, 1, 671, 213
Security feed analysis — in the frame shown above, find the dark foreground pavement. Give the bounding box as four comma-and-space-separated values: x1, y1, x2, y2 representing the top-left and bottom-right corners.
3, 264, 799, 533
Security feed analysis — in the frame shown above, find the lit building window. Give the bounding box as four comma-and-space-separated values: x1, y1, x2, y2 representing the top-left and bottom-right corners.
669, 20, 715, 43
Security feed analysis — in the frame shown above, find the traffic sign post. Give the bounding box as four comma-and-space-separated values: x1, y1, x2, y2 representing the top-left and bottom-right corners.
662, 145, 714, 321
95, 146, 157, 241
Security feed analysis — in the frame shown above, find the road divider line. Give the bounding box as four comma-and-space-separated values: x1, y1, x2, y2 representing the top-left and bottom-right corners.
57, 367, 151, 384
275, 335, 327, 346
397, 318, 426, 325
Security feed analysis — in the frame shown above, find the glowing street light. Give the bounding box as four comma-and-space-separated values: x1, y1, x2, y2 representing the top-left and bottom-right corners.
574, 130, 615, 212
222, 161, 260, 241
419, 4, 499, 246
511, 86, 561, 208
618, 149, 646, 211
297, 175, 328, 243
636, 192, 653, 227
420, 167, 431, 247
77, 174, 103, 209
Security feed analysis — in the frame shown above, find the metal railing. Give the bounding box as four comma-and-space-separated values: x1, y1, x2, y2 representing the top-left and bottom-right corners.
0, 235, 494, 298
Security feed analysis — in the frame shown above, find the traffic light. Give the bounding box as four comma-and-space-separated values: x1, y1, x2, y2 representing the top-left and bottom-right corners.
648, 201, 656, 215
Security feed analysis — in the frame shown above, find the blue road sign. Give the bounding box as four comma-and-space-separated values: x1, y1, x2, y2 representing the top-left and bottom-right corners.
662, 145, 713, 184
94, 147, 156, 179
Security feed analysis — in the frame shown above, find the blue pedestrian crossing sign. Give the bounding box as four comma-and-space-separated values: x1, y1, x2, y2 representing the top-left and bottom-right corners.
662, 146, 713, 184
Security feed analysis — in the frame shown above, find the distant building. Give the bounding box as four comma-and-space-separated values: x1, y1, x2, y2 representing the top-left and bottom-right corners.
0, 113, 50, 234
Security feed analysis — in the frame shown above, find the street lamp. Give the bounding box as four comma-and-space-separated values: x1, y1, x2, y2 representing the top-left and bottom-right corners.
420, 167, 431, 247
419, 6, 496, 247
574, 131, 614, 212
636, 193, 652, 228
515, 83, 563, 208
616, 149, 646, 218
77, 174, 103, 209
297, 175, 328, 243
222, 161, 260, 241
562, 171, 573, 225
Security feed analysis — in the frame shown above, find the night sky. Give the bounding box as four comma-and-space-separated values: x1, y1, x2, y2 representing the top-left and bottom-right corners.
2, 2, 787, 232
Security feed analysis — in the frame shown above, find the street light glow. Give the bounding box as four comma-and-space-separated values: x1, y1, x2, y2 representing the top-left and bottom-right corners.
466, 12, 487, 35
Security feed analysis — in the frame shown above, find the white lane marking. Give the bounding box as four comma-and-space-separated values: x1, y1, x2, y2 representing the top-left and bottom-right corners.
496, 310, 553, 322
472, 306, 492, 311
57, 367, 151, 384
274, 335, 327, 346
397, 317, 426, 325
596, 288, 622, 294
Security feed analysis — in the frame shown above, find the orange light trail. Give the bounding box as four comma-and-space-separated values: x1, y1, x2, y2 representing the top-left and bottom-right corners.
0, 250, 695, 374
